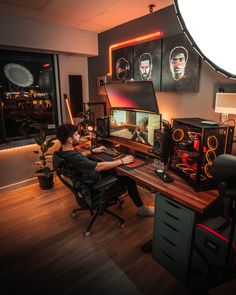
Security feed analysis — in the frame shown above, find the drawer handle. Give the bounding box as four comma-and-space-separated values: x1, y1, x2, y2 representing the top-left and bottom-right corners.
162, 250, 175, 262
164, 211, 180, 221
164, 221, 179, 232
162, 235, 177, 247
165, 200, 181, 209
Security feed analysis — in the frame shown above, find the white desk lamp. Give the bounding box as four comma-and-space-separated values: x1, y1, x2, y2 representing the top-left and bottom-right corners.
215, 93, 236, 123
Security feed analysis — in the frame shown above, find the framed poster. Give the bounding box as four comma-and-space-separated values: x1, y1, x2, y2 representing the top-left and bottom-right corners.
161, 33, 200, 92
134, 39, 162, 91
112, 46, 134, 81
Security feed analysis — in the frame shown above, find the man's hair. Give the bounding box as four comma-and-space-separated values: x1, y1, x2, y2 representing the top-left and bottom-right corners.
169, 46, 188, 63
139, 52, 152, 64
56, 123, 77, 144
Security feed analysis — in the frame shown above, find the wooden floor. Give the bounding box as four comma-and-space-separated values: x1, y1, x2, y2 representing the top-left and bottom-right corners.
0, 179, 191, 295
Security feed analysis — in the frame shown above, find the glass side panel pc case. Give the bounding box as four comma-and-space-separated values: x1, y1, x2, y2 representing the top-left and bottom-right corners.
104, 81, 159, 113
169, 118, 234, 191
109, 109, 161, 146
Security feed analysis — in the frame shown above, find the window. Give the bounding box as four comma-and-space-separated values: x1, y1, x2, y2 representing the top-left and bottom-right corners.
0, 49, 59, 145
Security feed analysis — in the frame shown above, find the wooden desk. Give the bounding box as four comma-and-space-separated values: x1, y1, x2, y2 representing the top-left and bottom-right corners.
98, 136, 219, 213
93, 137, 219, 214
116, 163, 218, 214
91, 137, 220, 285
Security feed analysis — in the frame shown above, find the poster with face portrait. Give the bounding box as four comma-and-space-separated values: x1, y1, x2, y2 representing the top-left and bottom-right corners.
161, 33, 200, 92
134, 39, 161, 91
112, 47, 134, 81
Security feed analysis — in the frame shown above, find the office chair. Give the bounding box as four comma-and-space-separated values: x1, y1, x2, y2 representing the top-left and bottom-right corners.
52, 151, 125, 236
212, 154, 236, 281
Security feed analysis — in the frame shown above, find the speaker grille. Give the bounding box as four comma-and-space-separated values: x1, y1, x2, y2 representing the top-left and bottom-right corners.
153, 129, 169, 158
96, 118, 109, 138
154, 139, 162, 153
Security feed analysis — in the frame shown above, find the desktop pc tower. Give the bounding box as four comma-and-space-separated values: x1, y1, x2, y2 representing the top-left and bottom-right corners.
169, 118, 234, 191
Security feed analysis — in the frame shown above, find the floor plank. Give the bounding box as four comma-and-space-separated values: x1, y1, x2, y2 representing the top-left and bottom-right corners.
0, 179, 191, 295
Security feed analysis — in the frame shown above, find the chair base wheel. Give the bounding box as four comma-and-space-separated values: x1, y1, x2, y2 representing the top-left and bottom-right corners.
70, 212, 77, 218
83, 228, 91, 237
117, 200, 124, 209
117, 221, 125, 229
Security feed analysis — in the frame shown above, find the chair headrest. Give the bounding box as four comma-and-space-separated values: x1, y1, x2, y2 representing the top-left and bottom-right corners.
212, 154, 236, 184
53, 151, 78, 181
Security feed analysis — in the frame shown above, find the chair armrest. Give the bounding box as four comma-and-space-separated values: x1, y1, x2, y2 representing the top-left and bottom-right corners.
93, 175, 119, 191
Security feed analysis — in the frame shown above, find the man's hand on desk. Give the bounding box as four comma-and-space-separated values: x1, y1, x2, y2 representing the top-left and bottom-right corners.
121, 155, 135, 165
91, 145, 106, 154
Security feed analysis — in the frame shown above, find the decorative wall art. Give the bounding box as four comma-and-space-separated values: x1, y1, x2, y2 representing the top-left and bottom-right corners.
111, 33, 200, 92
112, 46, 134, 81
161, 33, 200, 92
134, 39, 162, 91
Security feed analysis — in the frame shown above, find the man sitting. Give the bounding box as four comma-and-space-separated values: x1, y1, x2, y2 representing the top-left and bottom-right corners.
55, 123, 154, 216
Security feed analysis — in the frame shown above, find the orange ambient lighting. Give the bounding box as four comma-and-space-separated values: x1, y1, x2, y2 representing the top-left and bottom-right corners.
0, 139, 59, 152
107, 31, 163, 76
0, 144, 35, 152
65, 97, 75, 125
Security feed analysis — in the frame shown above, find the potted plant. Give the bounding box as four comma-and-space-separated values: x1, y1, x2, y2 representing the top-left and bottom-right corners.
33, 131, 56, 189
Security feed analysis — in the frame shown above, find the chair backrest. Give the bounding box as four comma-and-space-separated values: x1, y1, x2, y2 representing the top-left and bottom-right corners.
52, 151, 126, 211
52, 151, 93, 208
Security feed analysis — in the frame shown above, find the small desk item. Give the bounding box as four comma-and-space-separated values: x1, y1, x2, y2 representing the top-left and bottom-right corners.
123, 158, 146, 170
154, 169, 174, 183
103, 147, 122, 158
80, 136, 90, 142
80, 143, 91, 150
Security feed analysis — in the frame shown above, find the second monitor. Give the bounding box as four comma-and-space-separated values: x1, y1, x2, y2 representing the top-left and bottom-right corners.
109, 109, 161, 146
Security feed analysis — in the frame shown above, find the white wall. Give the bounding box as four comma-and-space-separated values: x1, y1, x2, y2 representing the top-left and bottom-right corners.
0, 14, 98, 56
0, 140, 61, 189
58, 54, 89, 122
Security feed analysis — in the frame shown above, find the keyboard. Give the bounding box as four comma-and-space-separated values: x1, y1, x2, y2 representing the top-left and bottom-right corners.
103, 148, 122, 158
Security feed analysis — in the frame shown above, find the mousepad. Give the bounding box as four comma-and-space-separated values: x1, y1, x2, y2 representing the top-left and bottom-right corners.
121, 158, 146, 170
91, 153, 146, 170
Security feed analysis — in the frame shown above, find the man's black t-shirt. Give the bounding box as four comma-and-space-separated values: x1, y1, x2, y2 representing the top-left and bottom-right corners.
57, 149, 100, 183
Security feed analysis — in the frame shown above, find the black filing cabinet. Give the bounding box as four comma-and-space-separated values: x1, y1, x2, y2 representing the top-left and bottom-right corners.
152, 192, 195, 283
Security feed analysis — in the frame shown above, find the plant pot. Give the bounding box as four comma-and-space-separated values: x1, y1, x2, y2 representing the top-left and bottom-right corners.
37, 173, 54, 189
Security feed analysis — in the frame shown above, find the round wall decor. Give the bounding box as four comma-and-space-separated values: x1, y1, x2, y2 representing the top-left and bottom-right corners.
4, 63, 34, 87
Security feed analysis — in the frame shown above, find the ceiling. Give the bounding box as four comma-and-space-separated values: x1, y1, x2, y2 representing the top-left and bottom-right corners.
0, 0, 173, 33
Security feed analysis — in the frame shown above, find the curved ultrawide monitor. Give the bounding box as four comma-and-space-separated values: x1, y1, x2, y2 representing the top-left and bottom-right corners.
104, 81, 159, 113
109, 109, 161, 146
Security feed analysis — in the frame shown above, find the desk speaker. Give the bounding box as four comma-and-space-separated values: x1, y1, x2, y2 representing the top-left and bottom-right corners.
96, 117, 109, 138
153, 129, 170, 157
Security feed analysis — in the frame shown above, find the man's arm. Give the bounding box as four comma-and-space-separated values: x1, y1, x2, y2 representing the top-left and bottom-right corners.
95, 155, 134, 172
81, 145, 106, 157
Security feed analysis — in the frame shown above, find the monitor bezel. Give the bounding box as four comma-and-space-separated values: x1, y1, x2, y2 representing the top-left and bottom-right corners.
104, 80, 159, 114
